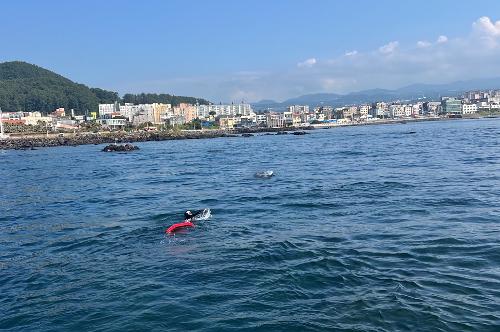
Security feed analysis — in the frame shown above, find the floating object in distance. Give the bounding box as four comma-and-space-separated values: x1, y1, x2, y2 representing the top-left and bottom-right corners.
166, 221, 194, 234
255, 170, 274, 178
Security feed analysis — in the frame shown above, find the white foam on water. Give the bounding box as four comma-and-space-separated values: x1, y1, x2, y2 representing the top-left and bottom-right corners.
194, 209, 211, 221
255, 170, 274, 178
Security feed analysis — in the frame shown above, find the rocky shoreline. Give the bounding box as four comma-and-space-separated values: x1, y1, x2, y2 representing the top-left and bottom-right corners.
0, 127, 311, 150
1, 116, 496, 150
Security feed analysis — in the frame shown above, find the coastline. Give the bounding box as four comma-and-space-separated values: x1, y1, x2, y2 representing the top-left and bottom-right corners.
0, 115, 497, 150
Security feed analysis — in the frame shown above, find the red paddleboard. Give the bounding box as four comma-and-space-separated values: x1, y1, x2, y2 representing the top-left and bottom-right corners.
166, 221, 194, 234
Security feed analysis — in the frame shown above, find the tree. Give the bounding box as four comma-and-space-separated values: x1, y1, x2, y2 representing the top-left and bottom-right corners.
0, 61, 119, 114
121, 92, 210, 106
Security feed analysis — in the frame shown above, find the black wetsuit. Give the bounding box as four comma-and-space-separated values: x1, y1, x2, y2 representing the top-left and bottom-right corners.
184, 210, 202, 221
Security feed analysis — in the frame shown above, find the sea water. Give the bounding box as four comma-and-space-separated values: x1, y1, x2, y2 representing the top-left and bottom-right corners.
0, 119, 499, 331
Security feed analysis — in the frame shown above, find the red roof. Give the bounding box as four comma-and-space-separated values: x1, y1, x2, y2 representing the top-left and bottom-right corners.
2, 119, 25, 125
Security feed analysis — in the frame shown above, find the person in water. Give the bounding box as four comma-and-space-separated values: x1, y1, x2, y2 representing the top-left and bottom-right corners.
184, 210, 203, 221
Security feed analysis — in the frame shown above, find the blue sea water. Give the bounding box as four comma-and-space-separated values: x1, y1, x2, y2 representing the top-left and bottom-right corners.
0, 119, 499, 331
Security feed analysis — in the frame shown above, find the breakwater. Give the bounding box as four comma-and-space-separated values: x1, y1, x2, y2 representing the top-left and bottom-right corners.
0, 127, 311, 150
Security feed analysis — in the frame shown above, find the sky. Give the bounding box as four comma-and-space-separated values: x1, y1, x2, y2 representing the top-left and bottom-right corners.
2, 0, 500, 102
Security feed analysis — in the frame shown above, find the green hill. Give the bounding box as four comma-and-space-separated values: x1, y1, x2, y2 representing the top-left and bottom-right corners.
0, 61, 110, 114
0, 61, 210, 114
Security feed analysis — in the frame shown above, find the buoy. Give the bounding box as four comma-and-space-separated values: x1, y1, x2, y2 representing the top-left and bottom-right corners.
166, 221, 194, 234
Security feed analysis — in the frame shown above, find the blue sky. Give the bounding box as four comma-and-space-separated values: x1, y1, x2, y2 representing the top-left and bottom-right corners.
2, 0, 500, 102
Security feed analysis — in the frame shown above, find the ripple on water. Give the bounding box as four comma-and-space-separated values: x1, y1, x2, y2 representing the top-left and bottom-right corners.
0, 119, 499, 331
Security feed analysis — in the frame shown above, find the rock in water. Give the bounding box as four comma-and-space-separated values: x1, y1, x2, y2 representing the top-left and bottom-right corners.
102, 144, 139, 152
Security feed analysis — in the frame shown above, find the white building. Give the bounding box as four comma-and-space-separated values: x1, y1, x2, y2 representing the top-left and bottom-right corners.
462, 103, 478, 114
55, 119, 78, 130
100, 103, 171, 125
389, 105, 405, 118
403, 105, 413, 117
197, 103, 254, 118
284, 111, 304, 125
423, 102, 441, 115
119, 103, 141, 121
256, 114, 267, 125
232, 103, 253, 116
346, 106, 358, 119
287, 105, 309, 114
197, 105, 211, 119
371, 108, 386, 118
359, 105, 370, 118
132, 105, 155, 126
266, 113, 285, 128
101, 118, 126, 129
413, 103, 422, 116
371, 103, 389, 118
283, 111, 293, 125
238, 114, 257, 127
21, 112, 52, 125
165, 115, 186, 126
374, 102, 388, 110
490, 103, 500, 111
98, 104, 117, 117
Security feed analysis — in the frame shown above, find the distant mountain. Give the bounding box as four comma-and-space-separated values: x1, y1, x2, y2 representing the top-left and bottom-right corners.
251, 99, 280, 110
283, 93, 343, 106
396, 77, 500, 97
252, 77, 500, 110
256, 99, 278, 104
0, 61, 210, 114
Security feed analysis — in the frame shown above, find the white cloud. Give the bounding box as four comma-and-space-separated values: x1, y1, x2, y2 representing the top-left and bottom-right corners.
379, 41, 399, 54
437, 35, 448, 43
472, 16, 500, 48
297, 58, 317, 68
131, 16, 500, 102
416, 40, 431, 48
473, 16, 500, 37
